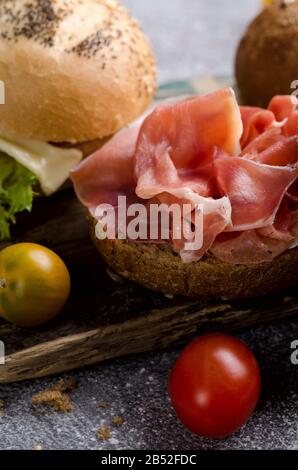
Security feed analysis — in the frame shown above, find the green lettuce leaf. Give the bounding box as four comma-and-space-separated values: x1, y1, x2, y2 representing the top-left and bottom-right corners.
0, 153, 37, 240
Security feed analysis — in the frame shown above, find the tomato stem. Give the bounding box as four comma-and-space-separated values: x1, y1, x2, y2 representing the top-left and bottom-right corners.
0, 279, 6, 289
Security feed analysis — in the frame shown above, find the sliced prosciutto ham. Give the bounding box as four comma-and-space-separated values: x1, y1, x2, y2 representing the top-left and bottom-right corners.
70, 87, 298, 265
258, 199, 294, 243
240, 106, 276, 148
135, 88, 243, 199
210, 230, 291, 265
214, 149, 298, 230
240, 95, 298, 147
241, 128, 298, 167
268, 95, 298, 136
250, 135, 298, 167
134, 88, 241, 259
71, 126, 139, 208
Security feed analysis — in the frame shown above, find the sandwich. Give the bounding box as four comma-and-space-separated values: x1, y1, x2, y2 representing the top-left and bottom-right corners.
0, 0, 156, 240
71, 88, 298, 299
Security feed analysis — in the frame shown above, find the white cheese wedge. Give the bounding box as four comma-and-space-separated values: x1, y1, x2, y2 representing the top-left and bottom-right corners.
0, 135, 83, 195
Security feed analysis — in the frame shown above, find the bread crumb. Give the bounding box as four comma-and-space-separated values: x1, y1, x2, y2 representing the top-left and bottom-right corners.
112, 415, 124, 427
31, 378, 77, 413
97, 425, 112, 441
97, 401, 109, 409
0, 399, 4, 417
52, 377, 78, 392
32, 390, 72, 413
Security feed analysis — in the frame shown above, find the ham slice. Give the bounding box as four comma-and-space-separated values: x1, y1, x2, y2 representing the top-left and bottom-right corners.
71, 127, 139, 208
258, 199, 294, 243
134, 88, 242, 259
253, 136, 298, 167
242, 128, 283, 157
214, 148, 298, 231
135, 88, 242, 201
211, 200, 295, 264
286, 113, 298, 137
287, 179, 298, 202
240, 95, 298, 147
71, 88, 298, 265
210, 230, 291, 264
268, 95, 298, 137
268, 95, 297, 124
240, 106, 276, 148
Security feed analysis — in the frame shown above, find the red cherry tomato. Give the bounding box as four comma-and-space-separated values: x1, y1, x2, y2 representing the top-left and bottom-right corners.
169, 333, 261, 439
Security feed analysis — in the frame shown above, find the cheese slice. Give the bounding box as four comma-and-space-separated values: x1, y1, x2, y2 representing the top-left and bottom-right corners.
0, 135, 83, 195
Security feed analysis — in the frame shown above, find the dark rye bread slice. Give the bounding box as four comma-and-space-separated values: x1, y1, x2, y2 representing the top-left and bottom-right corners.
90, 217, 298, 299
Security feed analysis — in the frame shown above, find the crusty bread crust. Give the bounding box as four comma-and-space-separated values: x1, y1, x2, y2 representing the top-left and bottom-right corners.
0, 0, 156, 143
90, 218, 298, 299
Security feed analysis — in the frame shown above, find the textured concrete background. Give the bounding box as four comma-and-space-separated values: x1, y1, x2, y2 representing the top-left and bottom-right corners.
1, 0, 298, 451
125, 0, 259, 83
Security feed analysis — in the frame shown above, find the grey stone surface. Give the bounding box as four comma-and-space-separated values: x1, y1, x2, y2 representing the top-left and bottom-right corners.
1, 0, 298, 451
125, 0, 259, 84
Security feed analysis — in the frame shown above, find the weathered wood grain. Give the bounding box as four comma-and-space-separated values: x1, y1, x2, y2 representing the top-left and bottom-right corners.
1, 292, 298, 383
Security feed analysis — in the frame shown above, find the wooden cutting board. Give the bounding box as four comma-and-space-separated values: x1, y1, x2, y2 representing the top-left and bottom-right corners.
0, 186, 298, 383
0, 77, 297, 384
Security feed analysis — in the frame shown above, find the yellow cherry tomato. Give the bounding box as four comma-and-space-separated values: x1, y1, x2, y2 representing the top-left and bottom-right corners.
0, 243, 71, 327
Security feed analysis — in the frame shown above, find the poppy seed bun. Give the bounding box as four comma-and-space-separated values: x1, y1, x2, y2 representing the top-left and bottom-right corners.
89, 217, 298, 299
0, 0, 156, 143
235, 0, 298, 107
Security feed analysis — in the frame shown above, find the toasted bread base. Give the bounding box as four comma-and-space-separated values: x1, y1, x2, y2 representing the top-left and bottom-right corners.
90, 219, 298, 299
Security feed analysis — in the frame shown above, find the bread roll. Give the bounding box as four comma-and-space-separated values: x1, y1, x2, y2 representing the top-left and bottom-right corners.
235, 0, 298, 107
0, 0, 156, 143
90, 216, 298, 299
